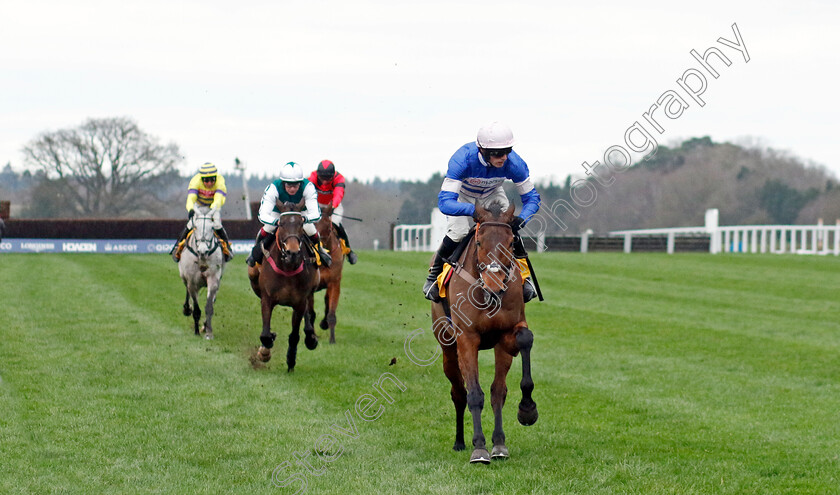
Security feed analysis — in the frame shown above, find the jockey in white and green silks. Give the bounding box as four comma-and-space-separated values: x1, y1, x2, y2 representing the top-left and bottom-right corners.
246, 161, 332, 268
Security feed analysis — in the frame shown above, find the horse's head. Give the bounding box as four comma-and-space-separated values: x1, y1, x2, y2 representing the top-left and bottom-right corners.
274, 200, 307, 266
188, 210, 221, 270
474, 202, 517, 298
316, 204, 334, 240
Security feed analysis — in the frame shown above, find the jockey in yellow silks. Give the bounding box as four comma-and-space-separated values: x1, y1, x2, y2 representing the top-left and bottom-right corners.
170, 162, 234, 262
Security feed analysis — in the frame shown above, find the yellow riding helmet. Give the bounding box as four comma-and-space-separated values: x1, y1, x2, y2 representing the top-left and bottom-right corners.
199, 162, 218, 178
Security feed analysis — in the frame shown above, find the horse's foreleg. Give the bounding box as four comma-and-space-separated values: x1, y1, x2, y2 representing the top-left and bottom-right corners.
457, 333, 489, 464
203, 277, 219, 340
515, 325, 538, 426
287, 306, 304, 371
257, 297, 276, 363
490, 347, 513, 459
441, 344, 466, 451
325, 283, 340, 344
183, 289, 191, 316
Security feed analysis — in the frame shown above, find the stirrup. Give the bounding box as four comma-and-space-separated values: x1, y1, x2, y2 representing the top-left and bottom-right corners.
523, 278, 537, 303
423, 277, 441, 302
318, 248, 332, 267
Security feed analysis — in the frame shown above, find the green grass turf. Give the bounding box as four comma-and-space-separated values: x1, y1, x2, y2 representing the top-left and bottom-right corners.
1, 251, 839, 494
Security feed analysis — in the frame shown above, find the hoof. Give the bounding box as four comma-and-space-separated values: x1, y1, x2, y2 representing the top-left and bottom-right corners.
204, 333, 214, 340
319, 319, 328, 330
469, 448, 491, 464
304, 334, 318, 350
257, 346, 271, 362
517, 400, 539, 426
183, 307, 191, 316
260, 332, 277, 349
491, 445, 509, 459
453, 441, 465, 452
329, 337, 336, 344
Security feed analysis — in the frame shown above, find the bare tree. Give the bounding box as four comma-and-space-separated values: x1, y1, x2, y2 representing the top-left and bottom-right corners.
22, 117, 183, 218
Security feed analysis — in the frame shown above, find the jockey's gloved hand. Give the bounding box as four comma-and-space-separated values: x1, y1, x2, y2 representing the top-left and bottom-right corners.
510, 216, 525, 233
188, 209, 195, 219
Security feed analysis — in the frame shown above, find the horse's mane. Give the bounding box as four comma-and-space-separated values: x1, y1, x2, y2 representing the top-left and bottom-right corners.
484, 201, 506, 219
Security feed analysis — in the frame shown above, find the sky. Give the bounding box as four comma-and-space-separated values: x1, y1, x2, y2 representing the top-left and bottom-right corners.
1, 0, 837, 185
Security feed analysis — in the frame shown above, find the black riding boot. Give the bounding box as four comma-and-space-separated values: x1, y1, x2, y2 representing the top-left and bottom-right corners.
423, 236, 458, 302
246, 230, 273, 267
513, 234, 537, 303
309, 233, 332, 267
334, 222, 357, 265
214, 227, 234, 262
170, 226, 190, 262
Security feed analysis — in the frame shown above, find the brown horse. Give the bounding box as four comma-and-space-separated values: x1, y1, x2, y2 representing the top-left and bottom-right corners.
248, 200, 320, 371
308, 205, 345, 344
432, 202, 538, 464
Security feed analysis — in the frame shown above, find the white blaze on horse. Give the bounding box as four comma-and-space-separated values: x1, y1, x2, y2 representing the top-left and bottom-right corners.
178, 207, 227, 339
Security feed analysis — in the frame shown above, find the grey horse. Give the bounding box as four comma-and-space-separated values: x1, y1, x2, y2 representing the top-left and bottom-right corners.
178, 208, 226, 339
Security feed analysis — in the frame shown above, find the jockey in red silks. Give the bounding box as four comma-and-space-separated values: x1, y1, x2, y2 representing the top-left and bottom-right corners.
308, 160, 358, 265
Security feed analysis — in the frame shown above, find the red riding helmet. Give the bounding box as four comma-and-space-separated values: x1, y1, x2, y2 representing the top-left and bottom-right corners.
317, 160, 336, 181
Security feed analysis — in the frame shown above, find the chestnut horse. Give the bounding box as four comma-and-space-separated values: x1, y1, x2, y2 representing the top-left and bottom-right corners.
432, 202, 538, 464
308, 205, 345, 344
248, 201, 320, 371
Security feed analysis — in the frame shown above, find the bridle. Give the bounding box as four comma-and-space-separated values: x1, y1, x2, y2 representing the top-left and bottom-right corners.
186, 214, 220, 258
268, 211, 306, 277
474, 221, 517, 290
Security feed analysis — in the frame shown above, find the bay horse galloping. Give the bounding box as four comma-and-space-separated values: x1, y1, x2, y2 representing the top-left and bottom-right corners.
248, 200, 320, 371
432, 202, 538, 464
178, 208, 226, 339
309, 205, 344, 344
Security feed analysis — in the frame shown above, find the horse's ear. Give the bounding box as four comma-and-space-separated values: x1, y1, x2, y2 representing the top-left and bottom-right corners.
296, 199, 305, 211
474, 204, 487, 222
503, 203, 516, 220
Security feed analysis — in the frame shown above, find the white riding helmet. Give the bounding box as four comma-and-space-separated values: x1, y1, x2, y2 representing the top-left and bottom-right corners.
279, 161, 304, 182
476, 121, 515, 149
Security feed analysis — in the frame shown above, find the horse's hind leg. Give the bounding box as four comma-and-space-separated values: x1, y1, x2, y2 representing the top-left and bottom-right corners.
490, 346, 513, 459
191, 290, 202, 336
302, 298, 318, 351
203, 277, 220, 340
183, 289, 192, 316
286, 307, 304, 371
515, 325, 538, 426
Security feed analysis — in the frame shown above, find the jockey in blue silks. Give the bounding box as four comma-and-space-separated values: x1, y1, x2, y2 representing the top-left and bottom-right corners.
423, 121, 541, 303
